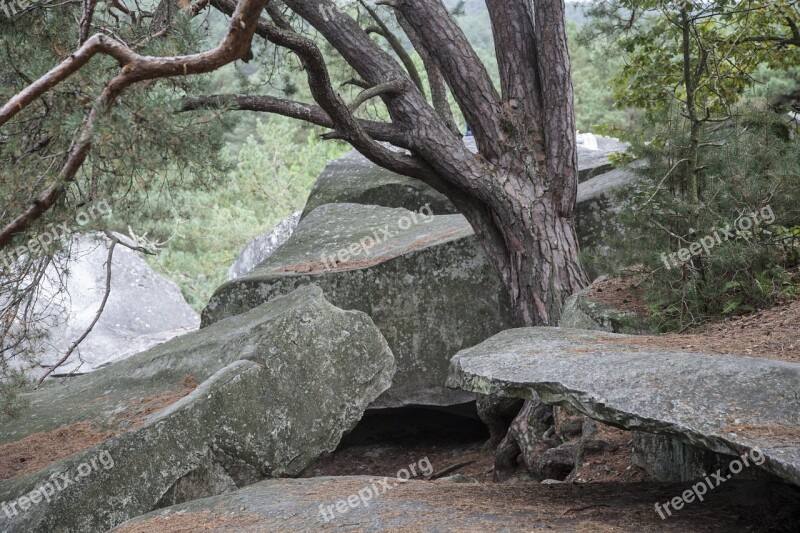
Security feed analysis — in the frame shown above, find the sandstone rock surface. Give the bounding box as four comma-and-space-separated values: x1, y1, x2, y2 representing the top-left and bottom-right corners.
203, 203, 515, 409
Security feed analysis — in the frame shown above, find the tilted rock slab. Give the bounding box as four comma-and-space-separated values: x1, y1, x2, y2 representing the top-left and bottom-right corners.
0, 285, 394, 533
203, 203, 515, 409
111, 475, 798, 532
300, 150, 457, 219
447, 327, 800, 486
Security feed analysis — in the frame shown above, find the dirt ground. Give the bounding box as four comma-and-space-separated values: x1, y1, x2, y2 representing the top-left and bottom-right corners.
116, 477, 800, 532
303, 407, 649, 486
589, 276, 800, 363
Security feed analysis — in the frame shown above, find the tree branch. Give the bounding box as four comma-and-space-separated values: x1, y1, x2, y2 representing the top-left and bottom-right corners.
0, 0, 270, 250
358, 0, 425, 94
179, 93, 410, 147
394, 11, 460, 136
349, 79, 404, 112
485, 0, 543, 137
79, 0, 99, 46
383, 0, 504, 159
211, 0, 430, 181
533, 0, 578, 215
37, 234, 116, 385
341, 77, 372, 90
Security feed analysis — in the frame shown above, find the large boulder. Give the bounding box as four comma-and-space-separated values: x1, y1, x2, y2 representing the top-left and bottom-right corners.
448, 327, 800, 486
0, 285, 394, 533
575, 165, 638, 249
11, 232, 199, 376
226, 212, 301, 280
203, 203, 515, 409
559, 281, 651, 334
576, 135, 629, 182
112, 476, 798, 532
301, 136, 628, 220
300, 150, 457, 219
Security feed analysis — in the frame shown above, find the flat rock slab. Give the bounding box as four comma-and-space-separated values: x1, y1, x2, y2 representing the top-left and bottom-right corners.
447, 327, 800, 486
0, 285, 394, 532
203, 203, 515, 409
112, 476, 798, 532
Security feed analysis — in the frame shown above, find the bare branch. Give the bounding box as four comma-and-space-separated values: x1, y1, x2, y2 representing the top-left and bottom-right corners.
180, 93, 410, 146
35, 235, 114, 386
358, 0, 425, 94
349, 79, 404, 112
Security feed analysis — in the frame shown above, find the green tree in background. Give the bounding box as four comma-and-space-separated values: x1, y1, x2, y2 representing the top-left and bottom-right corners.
583, 0, 800, 329
146, 116, 347, 310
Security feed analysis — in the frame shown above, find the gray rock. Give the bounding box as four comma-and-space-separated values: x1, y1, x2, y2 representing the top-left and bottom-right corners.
631, 432, 770, 483
575, 165, 638, 249
203, 203, 515, 409
300, 150, 457, 219
300, 137, 629, 220
0, 285, 394, 533
577, 135, 629, 182
226, 212, 301, 281
447, 327, 800, 486
111, 475, 799, 532
559, 281, 651, 334
16, 233, 199, 376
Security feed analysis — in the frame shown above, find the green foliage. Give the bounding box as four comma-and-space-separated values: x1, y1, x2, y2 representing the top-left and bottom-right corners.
568, 23, 632, 132
587, 0, 800, 139
607, 109, 800, 331
134, 117, 348, 310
